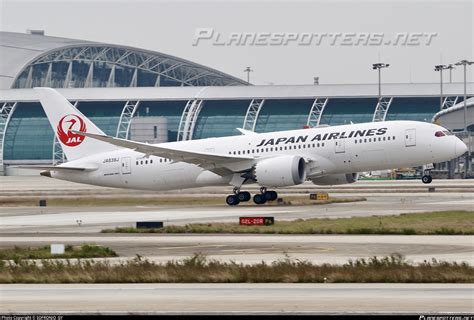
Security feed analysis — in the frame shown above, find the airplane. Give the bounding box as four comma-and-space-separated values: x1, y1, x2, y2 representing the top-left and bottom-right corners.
21, 87, 468, 206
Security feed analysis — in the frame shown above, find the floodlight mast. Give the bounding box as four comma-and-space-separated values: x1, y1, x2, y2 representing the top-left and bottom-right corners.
454, 59, 473, 174
244, 67, 253, 84
434, 64, 451, 110
372, 63, 390, 103
454, 60, 473, 133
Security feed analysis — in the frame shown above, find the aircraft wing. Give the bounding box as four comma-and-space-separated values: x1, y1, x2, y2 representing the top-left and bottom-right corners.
14, 165, 99, 171
72, 131, 255, 175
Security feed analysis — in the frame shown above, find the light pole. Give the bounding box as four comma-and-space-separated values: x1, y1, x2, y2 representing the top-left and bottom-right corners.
446, 64, 455, 83
244, 67, 253, 84
454, 59, 473, 174
372, 63, 390, 103
434, 64, 450, 110
454, 60, 473, 133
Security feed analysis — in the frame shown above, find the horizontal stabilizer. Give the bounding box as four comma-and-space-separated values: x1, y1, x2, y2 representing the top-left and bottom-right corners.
236, 128, 258, 136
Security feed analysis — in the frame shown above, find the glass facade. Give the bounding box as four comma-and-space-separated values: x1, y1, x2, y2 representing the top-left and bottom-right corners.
4, 102, 54, 160
12, 46, 246, 89
76, 101, 125, 135
255, 99, 314, 133
386, 97, 439, 122
320, 98, 377, 125
194, 100, 251, 139
135, 101, 187, 142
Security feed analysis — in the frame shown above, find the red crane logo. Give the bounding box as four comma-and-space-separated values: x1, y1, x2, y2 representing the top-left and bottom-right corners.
57, 114, 87, 147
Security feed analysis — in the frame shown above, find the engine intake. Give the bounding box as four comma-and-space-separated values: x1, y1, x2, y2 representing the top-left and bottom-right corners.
311, 173, 359, 185
253, 155, 306, 187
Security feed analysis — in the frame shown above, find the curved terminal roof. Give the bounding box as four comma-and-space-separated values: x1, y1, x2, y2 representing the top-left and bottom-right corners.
0, 31, 247, 89
433, 97, 474, 130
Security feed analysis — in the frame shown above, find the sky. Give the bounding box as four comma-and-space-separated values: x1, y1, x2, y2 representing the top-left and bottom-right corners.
0, 0, 472, 85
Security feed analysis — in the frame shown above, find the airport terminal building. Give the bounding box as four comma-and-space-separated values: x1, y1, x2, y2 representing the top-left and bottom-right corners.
1, 31, 473, 176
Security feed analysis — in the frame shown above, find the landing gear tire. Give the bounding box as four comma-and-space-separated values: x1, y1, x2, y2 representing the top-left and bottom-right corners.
226, 194, 240, 206
422, 175, 432, 184
265, 191, 278, 201
253, 193, 267, 205
238, 191, 251, 202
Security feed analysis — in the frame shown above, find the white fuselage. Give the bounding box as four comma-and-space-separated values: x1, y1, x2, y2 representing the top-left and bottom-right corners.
50, 120, 466, 190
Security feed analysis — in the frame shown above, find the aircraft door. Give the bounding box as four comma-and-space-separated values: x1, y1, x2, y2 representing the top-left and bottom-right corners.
121, 157, 131, 174
335, 139, 345, 153
405, 129, 416, 147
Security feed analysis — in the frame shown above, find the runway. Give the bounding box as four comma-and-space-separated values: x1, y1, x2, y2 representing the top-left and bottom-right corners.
1, 234, 472, 265
1, 284, 472, 313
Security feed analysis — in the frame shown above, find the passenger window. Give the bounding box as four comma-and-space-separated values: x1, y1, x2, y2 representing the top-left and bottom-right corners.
388, 137, 391, 141
140, 161, 143, 165
136, 161, 138, 165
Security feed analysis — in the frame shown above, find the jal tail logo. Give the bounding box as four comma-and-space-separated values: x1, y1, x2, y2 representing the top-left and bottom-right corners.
57, 114, 86, 147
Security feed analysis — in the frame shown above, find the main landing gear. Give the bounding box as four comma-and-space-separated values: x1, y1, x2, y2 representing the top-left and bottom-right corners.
253, 187, 278, 205
226, 187, 251, 206
225, 187, 278, 206
421, 169, 432, 184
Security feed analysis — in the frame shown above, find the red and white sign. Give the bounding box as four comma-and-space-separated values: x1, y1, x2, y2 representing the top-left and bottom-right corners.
239, 217, 274, 226
57, 114, 87, 147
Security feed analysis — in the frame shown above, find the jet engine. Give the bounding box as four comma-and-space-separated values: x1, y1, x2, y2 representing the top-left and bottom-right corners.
252, 155, 307, 187
310, 173, 359, 185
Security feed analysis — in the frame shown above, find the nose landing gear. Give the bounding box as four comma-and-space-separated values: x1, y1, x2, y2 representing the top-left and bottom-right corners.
421, 169, 432, 184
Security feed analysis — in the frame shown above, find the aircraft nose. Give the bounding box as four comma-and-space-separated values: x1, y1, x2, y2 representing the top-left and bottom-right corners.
455, 137, 468, 157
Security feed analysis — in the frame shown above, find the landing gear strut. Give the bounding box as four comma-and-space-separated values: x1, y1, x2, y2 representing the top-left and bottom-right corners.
421, 169, 432, 184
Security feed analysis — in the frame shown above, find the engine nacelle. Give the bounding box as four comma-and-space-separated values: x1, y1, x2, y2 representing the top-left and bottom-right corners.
253, 155, 307, 187
311, 173, 359, 185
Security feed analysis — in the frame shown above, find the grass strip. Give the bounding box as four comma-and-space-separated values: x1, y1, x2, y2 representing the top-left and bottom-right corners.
102, 211, 474, 235
0, 253, 472, 283
0, 245, 118, 261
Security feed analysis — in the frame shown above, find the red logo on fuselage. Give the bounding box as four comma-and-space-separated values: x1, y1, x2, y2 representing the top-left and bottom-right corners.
57, 114, 86, 147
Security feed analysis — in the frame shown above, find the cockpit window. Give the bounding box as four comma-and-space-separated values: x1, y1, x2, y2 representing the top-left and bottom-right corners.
435, 131, 446, 137
443, 130, 453, 136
